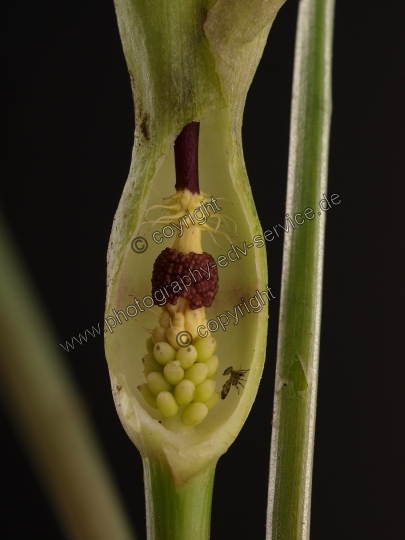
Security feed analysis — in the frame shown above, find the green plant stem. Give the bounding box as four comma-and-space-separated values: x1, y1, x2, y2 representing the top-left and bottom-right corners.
143, 458, 216, 540
266, 0, 335, 539
0, 211, 136, 540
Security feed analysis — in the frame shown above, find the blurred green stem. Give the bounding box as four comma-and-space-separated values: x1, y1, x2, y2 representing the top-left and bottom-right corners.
0, 211, 135, 540
266, 0, 335, 538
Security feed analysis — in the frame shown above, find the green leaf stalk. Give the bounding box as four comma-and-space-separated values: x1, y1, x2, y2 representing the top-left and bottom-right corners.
0, 211, 136, 540
266, 0, 335, 538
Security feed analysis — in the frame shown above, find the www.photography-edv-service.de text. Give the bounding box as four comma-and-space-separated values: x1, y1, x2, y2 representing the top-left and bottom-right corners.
59, 193, 340, 351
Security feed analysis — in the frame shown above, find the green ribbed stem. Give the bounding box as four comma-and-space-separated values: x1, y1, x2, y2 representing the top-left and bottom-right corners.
143, 458, 216, 540
266, 0, 335, 539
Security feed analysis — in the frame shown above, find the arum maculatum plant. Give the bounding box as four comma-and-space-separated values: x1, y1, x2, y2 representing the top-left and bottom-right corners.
105, 0, 285, 537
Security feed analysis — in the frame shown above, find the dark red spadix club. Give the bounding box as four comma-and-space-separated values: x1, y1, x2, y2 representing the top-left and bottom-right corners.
174, 122, 200, 194
152, 248, 219, 309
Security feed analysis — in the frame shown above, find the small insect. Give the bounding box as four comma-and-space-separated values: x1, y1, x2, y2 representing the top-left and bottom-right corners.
221, 366, 250, 399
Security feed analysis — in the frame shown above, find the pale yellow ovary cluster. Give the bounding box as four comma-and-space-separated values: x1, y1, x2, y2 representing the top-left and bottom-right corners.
139, 299, 220, 426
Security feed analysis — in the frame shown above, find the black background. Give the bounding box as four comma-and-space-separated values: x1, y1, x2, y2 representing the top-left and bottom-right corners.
1, 0, 404, 538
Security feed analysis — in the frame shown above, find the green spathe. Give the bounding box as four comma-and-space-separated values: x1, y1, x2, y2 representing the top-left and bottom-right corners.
105, 0, 285, 489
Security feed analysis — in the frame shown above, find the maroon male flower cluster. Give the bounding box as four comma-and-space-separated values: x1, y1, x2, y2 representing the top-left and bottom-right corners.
152, 248, 219, 309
